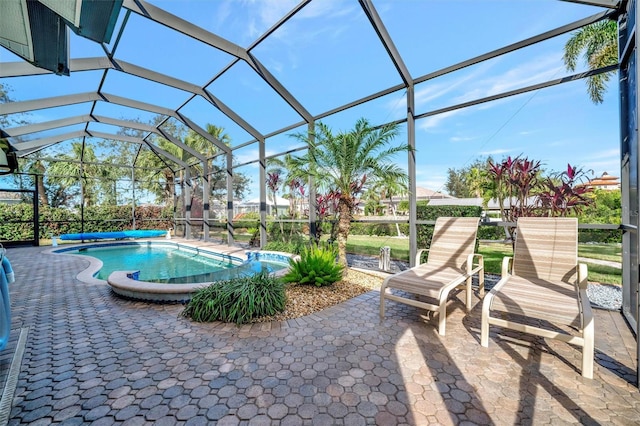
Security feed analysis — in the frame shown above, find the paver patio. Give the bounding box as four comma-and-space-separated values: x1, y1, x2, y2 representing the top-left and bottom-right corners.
1, 244, 639, 425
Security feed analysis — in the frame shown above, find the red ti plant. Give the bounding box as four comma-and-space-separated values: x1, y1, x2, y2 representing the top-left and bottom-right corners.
287, 178, 303, 219
266, 171, 284, 239
488, 156, 542, 224
537, 164, 594, 217
314, 190, 341, 242
488, 156, 542, 242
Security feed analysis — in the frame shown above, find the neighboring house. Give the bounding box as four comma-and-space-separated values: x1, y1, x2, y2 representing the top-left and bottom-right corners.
236, 196, 290, 217
586, 172, 620, 190
382, 186, 454, 215
0, 191, 22, 205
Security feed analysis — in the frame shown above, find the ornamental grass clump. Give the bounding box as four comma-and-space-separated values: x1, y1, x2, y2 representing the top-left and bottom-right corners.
181, 271, 286, 324
282, 243, 344, 287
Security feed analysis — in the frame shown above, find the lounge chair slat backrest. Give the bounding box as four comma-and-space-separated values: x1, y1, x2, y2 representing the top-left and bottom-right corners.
427, 217, 480, 270
512, 217, 578, 283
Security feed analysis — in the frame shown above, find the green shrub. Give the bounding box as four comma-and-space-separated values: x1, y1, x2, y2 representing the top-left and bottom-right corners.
477, 224, 507, 241
282, 243, 344, 287
181, 271, 286, 324
348, 222, 409, 236
262, 235, 309, 254
578, 229, 622, 244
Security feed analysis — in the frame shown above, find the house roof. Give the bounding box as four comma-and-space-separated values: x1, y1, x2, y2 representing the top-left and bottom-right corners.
588, 172, 620, 188
242, 196, 289, 206
390, 187, 453, 202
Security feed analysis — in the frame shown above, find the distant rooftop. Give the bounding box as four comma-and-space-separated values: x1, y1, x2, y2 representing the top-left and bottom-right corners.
587, 172, 621, 189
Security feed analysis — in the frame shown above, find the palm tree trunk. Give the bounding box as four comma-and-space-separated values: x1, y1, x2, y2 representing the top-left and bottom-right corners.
388, 196, 402, 237
336, 196, 352, 266
37, 175, 48, 207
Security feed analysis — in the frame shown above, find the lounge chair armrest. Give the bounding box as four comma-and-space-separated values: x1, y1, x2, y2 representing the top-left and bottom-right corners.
578, 263, 589, 290
415, 249, 429, 265
501, 256, 513, 277
467, 253, 484, 274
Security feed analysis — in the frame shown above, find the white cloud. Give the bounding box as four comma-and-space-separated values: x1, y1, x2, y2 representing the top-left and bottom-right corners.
411, 52, 566, 132
214, 1, 233, 30
235, 149, 260, 166
450, 136, 475, 143
579, 149, 620, 176
418, 110, 460, 130
582, 159, 620, 177
244, 0, 356, 42
588, 149, 620, 159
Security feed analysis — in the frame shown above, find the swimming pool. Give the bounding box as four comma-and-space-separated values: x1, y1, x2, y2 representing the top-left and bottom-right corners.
54, 241, 294, 302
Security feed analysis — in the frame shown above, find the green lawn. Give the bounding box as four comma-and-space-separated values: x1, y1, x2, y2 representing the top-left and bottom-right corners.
345, 235, 622, 285
577, 243, 622, 262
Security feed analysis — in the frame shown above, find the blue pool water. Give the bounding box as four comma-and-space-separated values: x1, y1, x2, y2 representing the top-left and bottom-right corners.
61, 243, 289, 284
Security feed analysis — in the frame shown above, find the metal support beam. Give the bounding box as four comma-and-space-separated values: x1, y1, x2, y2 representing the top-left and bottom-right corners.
359, 0, 413, 86
123, 0, 247, 59
123, 0, 313, 123
0, 56, 265, 146
406, 85, 417, 267
0, 92, 100, 115
307, 122, 316, 242
201, 89, 263, 141
259, 136, 267, 248
1, 91, 230, 156
14, 130, 87, 151
4, 114, 205, 163
2, 115, 93, 137
175, 112, 230, 153
184, 167, 192, 239
202, 159, 210, 242
131, 167, 136, 229
226, 151, 234, 246
414, 10, 616, 86
559, 0, 620, 8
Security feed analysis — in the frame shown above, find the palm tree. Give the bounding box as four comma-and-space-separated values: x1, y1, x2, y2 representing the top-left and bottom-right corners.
266, 171, 284, 238
268, 153, 305, 220
563, 19, 618, 104
184, 124, 229, 199
47, 142, 103, 207
375, 175, 407, 237
290, 118, 409, 266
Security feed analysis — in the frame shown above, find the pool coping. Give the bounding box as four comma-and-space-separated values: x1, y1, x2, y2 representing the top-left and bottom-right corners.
47, 239, 295, 302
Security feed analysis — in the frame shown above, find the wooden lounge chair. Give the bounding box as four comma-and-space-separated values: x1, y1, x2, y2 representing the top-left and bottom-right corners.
380, 217, 484, 336
480, 217, 595, 379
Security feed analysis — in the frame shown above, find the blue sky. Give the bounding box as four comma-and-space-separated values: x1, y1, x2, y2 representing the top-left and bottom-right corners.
1, 0, 620, 200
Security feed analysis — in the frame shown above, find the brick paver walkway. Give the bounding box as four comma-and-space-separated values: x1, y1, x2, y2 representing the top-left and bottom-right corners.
2, 245, 640, 425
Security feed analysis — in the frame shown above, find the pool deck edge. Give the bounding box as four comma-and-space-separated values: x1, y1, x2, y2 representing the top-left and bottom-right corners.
47, 238, 294, 302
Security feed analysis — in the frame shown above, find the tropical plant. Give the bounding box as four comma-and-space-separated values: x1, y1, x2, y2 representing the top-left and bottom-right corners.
46, 142, 124, 208
375, 174, 408, 237
263, 235, 308, 255
487, 156, 542, 224
266, 171, 285, 238
445, 157, 494, 198
563, 19, 618, 104
581, 188, 621, 224
314, 190, 340, 241
134, 118, 249, 205
289, 118, 409, 265
268, 154, 306, 221
181, 271, 286, 324
538, 164, 594, 217
282, 243, 344, 287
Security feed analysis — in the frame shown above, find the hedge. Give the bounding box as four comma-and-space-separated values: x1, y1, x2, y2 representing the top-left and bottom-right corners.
0, 203, 174, 242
